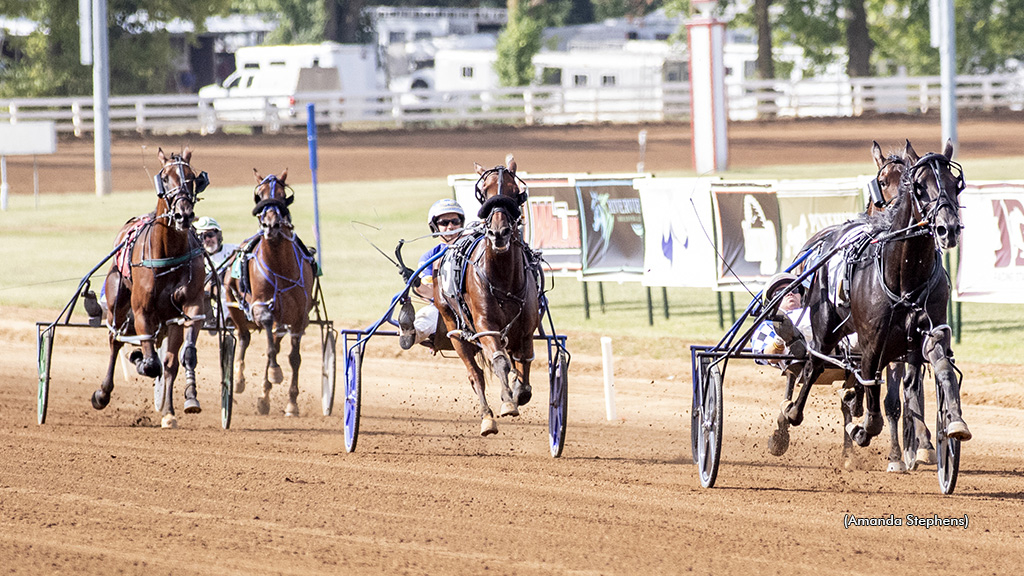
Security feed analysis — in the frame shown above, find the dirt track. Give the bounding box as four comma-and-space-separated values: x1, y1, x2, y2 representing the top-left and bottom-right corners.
3, 117, 1024, 575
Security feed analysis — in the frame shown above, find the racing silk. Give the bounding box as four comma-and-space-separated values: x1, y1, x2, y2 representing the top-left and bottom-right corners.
416, 243, 447, 302
751, 308, 812, 366
206, 243, 238, 276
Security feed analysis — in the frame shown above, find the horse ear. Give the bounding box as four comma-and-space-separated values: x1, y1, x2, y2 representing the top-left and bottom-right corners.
182, 147, 192, 163
943, 138, 954, 160
280, 168, 288, 184
506, 155, 517, 174
253, 168, 263, 184
871, 141, 884, 169
475, 162, 485, 175
903, 139, 920, 164
157, 148, 167, 164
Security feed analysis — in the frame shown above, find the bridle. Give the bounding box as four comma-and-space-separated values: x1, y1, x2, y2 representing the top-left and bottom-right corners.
474, 165, 529, 207
252, 175, 295, 237
474, 165, 529, 250
902, 153, 964, 239
869, 155, 905, 209
154, 156, 207, 225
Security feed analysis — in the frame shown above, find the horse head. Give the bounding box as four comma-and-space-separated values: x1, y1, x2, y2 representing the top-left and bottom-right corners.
156, 147, 208, 232
869, 141, 907, 215
899, 139, 964, 250
474, 154, 527, 253
251, 169, 294, 241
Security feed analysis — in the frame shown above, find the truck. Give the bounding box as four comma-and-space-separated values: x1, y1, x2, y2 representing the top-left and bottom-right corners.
198, 42, 384, 133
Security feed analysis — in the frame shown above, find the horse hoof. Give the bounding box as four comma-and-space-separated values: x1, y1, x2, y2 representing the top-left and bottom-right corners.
91, 390, 110, 410
183, 397, 201, 414
767, 427, 789, 457
783, 403, 803, 427
499, 402, 519, 418
141, 357, 162, 379
846, 423, 871, 447
285, 402, 299, 417
480, 418, 498, 436
887, 460, 907, 473
517, 385, 532, 406
946, 420, 972, 441
235, 374, 246, 394
256, 397, 270, 415
917, 448, 937, 466
161, 414, 178, 429
268, 366, 284, 384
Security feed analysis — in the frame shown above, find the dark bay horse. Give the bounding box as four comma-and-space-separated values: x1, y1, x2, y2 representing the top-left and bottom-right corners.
436, 155, 540, 436
226, 169, 315, 416
93, 147, 209, 428
771, 140, 939, 472
782, 139, 970, 452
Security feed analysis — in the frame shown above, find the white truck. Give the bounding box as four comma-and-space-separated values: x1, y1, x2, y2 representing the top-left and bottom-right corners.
198, 42, 384, 133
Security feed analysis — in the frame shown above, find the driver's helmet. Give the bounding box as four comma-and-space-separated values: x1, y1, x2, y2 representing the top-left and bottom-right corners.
194, 216, 222, 233
763, 272, 801, 307
427, 198, 465, 232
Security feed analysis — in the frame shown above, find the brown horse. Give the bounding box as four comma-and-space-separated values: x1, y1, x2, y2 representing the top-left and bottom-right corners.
436, 155, 540, 436
93, 147, 209, 428
226, 169, 315, 417
783, 140, 970, 454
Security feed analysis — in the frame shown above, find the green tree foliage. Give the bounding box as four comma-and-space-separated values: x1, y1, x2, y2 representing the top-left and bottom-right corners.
494, 4, 543, 87
0, 0, 231, 97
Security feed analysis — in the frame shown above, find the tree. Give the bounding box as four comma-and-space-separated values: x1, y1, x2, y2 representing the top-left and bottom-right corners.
0, 0, 231, 97
494, 3, 543, 87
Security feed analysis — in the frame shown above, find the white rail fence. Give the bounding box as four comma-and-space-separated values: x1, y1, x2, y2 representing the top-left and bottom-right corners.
1, 74, 1021, 135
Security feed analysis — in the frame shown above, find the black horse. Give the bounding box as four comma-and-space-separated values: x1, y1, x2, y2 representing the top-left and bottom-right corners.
780, 139, 970, 451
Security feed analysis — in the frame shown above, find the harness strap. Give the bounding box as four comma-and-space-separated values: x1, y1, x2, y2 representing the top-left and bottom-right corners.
140, 246, 205, 269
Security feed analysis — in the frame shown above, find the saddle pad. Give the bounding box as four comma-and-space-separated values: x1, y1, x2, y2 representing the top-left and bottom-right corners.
824, 224, 871, 308
438, 233, 484, 301
113, 216, 152, 281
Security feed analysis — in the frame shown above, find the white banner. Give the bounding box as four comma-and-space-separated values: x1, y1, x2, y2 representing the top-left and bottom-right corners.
637, 177, 718, 288
956, 182, 1024, 303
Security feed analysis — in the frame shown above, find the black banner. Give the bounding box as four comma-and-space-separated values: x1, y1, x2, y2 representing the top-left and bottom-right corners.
712, 186, 781, 285
576, 180, 645, 278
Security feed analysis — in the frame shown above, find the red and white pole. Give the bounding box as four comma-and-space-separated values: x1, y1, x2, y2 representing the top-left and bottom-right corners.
687, 1, 728, 173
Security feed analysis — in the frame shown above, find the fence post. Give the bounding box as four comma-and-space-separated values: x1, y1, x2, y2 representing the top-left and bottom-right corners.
135, 101, 145, 134
71, 102, 83, 137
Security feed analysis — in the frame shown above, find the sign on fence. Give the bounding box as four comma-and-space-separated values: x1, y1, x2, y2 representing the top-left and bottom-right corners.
956, 182, 1024, 304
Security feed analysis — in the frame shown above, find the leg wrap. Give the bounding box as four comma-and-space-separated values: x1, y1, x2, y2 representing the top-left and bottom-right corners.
181, 344, 198, 372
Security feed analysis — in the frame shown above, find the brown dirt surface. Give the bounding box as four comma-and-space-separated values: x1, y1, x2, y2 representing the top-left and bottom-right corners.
3, 116, 1024, 575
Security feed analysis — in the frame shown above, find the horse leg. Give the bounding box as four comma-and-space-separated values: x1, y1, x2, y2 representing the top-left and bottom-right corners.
181, 321, 201, 414
234, 325, 251, 394
768, 372, 797, 456
159, 329, 184, 429
477, 336, 516, 418
453, 341, 497, 435
839, 376, 858, 469
256, 307, 276, 416
783, 361, 823, 426
284, 333, 302, 417
848, 383, 884, 447
924, 328, 972, 441
901, 362, 936, 468
92, 334, 124, 410
883, 364, 907, 472
512, 357, 532, 407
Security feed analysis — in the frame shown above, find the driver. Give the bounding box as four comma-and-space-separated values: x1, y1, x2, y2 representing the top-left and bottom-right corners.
398, 198, 466, 350
750, 273, 810, 372
195, 216, 238, 327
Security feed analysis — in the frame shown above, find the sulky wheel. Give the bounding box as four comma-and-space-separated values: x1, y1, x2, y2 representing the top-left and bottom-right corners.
343, 344, 363, 453
935, 383, 961, 495
695, 363, 724, 488
322, 330, 338, 416
37, 327, 55, 425
219, 330, 236, 430
691, 355, 712, 465
548, 349, 569, 458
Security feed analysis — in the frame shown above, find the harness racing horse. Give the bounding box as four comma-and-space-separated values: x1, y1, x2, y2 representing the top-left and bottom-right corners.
436, 155, 540, 436
226, 169, 315, 417
782, 139, 971, 454
770, 140, 939, 472
93, 147, 210, 428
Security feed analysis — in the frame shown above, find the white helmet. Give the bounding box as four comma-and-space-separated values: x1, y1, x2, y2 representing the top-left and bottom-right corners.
427, 198, 465, 230
194, 216, 221, 232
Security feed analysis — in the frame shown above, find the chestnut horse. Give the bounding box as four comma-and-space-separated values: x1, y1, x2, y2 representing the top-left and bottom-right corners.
93, 147, 210, 428
436, 155, 540, 436
783, 140, 970, 452
227, 170, 315, 416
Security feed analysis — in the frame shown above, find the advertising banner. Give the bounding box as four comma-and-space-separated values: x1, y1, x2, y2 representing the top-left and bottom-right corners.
636, 177, 718, 288
711, 182, 779, 287
956, 182, 1024, 303
576, 179, 645, 280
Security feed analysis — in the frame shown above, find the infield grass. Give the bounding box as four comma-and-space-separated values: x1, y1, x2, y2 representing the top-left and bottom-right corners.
1, 158, 1022, 365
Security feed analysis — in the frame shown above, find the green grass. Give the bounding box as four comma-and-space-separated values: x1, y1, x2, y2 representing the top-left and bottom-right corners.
2, 168, 1021, 365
